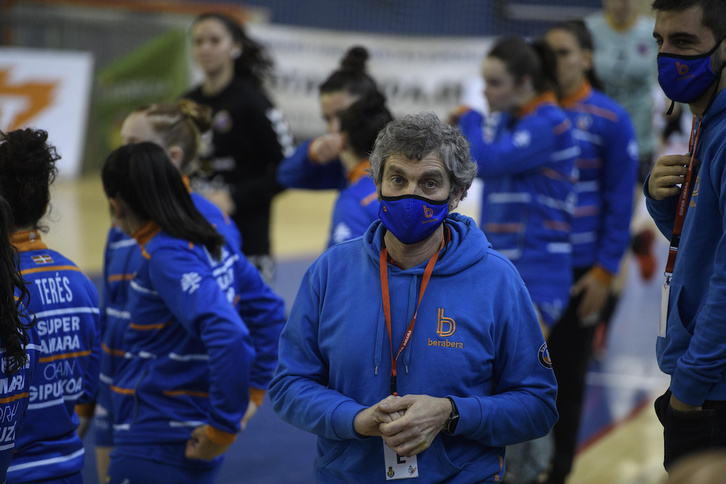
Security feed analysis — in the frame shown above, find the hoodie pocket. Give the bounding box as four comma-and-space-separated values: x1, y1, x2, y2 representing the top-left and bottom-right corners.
317, 437, 352, 468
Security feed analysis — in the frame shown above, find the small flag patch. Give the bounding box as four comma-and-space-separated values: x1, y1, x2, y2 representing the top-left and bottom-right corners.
31, 254, 54, 264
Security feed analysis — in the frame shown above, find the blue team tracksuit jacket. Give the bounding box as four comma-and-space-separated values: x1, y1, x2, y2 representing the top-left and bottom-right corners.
109, 222, 254, 448
459, 93, 578, 325
560, 81, 637, 274
96, 193, 285, 446
7, 231, 101, 483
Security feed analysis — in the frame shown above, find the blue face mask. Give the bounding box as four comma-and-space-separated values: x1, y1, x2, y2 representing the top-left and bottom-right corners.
379, 194, 448, 244
657, 38, 725, 104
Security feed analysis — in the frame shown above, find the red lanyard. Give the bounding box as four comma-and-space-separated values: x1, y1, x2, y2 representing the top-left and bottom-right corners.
665, 115, 702, 280
379, 236, 444, 396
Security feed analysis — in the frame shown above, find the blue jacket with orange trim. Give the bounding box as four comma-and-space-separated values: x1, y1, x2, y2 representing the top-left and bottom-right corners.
646, 88, 726, 406
276, 138, 347, 191
561, 82, 637, 274
0, 318, 40, 483
6, 230, 101, 483
458, 95, 578, 324
328, 162, 379, 248
269, 214, 558, 484
110, 223, 254, 448
95, 193, 285, 446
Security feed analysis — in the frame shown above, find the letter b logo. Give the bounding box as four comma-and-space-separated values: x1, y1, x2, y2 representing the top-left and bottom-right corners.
676, 62, 689, 76
437, 308, 456, 337
423, 205, 433, 218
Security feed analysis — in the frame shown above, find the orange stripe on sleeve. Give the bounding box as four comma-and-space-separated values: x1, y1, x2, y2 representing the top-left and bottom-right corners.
107, 274, 134, 283
21, 265, 81, 276
39, 349, 93, 363
163, 389, 209, 398
110, 385, 135, 395
129, 322, 169, 331
0, 393, 28, 404
102, 342, 126, 357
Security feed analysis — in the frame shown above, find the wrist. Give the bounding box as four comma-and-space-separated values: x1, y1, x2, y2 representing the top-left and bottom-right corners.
442, 396, 459, 434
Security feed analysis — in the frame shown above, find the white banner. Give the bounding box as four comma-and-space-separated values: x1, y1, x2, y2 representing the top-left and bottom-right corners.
0, 48, 94, 178
244, 24, 493, 140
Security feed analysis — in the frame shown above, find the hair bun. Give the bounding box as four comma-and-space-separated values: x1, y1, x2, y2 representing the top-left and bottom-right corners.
340, 46, 370, 74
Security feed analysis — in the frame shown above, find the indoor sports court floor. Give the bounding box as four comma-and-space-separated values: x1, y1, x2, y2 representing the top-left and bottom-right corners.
45, 174, 670, 484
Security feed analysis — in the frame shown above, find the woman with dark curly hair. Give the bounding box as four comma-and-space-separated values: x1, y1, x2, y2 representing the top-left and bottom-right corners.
0, 128, 101, 484
184, 12, 294, 284
0, 193, 39, 483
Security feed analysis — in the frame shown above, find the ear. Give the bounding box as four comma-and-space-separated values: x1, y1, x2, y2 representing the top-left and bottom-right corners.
448, 189, 464, 211
339, 132, 350, 152
108, 197, 124, 220
167, 146, 184, 169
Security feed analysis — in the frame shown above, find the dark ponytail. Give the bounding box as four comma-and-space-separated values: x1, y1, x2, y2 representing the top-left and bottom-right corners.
102, 142, 224, 259
0, 195, 35, 374
339, 91, 393, 159
548, 20, 605, 92
488, 36, 561, 98
319, 46, 378, 97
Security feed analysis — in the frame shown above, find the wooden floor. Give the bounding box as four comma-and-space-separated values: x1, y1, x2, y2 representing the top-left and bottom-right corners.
47, 174, 669, 484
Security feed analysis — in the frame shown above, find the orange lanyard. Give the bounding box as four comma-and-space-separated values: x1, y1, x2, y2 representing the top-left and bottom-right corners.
665, 115, 702, 280
379, 236, 444, 396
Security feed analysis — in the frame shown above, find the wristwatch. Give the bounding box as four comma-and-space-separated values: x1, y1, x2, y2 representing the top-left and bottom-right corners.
442, 396, 459, 434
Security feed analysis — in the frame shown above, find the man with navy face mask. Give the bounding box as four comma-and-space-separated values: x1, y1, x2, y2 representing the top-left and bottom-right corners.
269, 112, 558, 483
646, 0, 726, 472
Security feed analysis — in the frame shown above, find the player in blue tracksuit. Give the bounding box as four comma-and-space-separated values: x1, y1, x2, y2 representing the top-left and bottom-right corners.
326, 91, 392, 247
458, 37, 578, 334
544, 22, 638, 484
277, 46, 384, 242
0, 128, 101, 484
269, 113, 558, 484
101, 142, 257, 483
95, 100, 285, 481
0, 194, 41, 483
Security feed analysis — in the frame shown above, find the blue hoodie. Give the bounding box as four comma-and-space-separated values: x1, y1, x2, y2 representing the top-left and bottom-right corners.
269, 213, 558, 483
646, 87, 726, 406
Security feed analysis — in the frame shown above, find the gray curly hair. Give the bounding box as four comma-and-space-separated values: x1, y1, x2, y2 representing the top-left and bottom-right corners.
369, 112, 477, 202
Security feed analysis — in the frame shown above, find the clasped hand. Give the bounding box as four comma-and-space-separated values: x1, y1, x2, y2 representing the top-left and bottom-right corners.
353, 394, 451, 457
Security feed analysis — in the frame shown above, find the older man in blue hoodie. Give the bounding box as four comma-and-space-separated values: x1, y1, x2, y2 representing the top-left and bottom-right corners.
269, 112, 558, 484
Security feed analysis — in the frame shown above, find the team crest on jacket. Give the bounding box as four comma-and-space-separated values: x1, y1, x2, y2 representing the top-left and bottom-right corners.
538, 342, 552, 369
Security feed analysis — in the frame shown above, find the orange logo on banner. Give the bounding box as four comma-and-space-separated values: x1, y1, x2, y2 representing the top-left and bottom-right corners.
0, 69, 58, 130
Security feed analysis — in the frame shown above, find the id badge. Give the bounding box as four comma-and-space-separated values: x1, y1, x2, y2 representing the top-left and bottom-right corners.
383, 441, 419, 480
659, 279, 670, 338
